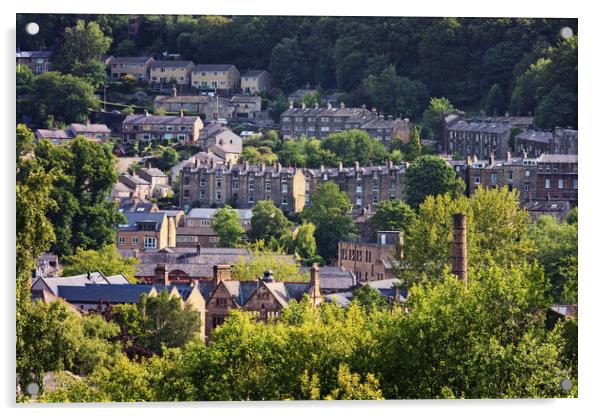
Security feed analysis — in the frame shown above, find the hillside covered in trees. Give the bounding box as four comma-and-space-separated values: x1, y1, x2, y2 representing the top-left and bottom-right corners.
17, 15, 577, 128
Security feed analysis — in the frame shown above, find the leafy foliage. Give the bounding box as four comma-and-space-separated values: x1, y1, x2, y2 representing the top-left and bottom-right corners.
248, 200, 293, 243
404, 155, 466, 209
301, 182, 357, 261
211, 205, 245, 247
61, 244, 139, 282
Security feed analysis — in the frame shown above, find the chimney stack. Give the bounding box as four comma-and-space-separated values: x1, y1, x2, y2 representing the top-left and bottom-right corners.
354, 161, 360, 171
451, 213, 468, 285
172, 86, 177, 97
262, 269, 275, 283
488, 152, 494, 166
180, 109, 184, 117
301, 102, 307, 109
144, 109, 149, 117
289, 100, 294, 110
338, 161, 344, 172
340, 101, 345, 109
327, 102, 332, 109
314, 102, 319, 109
154, 263, 169, 286
213, 264, 231, 285
309, 263, 321, 306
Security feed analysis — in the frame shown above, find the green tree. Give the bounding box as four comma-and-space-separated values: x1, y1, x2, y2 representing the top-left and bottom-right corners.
301, 182, 356, 261
54, 20, 111, 73
321, 130, 388, 166
482, 83, 506, 116
137, 291, 202, 355
302, 91, 322, 108
404, 155, 465, 209
406, 126, 422, 161
212, 205, 245, 247
370, 200, 416, 235
351, 285, 388, 314
17, 65, 34, 95
529, 215, 578, 303
248, 200, 293, 243
232, 243, 307, 281
153, 146, 180, 171
290, 222, 321, 264
69, 60, 107, 89
378, 264, 568, 399
269, 37, 302, 92
23, 72, 99, 125
403, 187, 533, 286
33, 137, 123, 255
240, 146, 278, 165
421, 97, 455, 140
61, 244, 139, 282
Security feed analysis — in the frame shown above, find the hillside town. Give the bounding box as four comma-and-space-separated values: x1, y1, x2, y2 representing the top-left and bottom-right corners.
16, 14, 578, 402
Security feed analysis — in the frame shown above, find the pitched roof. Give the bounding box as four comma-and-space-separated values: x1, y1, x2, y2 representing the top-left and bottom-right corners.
34, 129, 72, 140
123, 114, 201, 125
111, 56, 154, 65
17, 50, 52, 59
119, 212, 166, 231
57, 284, 154, 304
221, 280, 260, 306
105, 274, 131, 284
193, 64, 236, 72
31, 272, 111, 296
154, 95, 210, 104
150, 60, 193, 69
68, 123, 111, 134
138, 167, 168, 178
242, 69, 268, 78
187, 208, 253, 221
300, 266, 356, 291
536, 154, 578, 164
447, 120, 513, 134
230, 95, 262, 104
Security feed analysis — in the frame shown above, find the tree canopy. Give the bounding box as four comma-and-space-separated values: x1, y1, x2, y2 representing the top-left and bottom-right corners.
212, 205, 245, 248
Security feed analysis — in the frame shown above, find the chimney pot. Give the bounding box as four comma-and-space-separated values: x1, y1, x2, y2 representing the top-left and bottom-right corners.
154, 263, 169, 286
451, 213, 468, 285
213, 264, 231, 284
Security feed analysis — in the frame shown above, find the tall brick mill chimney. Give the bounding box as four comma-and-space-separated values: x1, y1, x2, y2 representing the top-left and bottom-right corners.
451, 213, 468, 285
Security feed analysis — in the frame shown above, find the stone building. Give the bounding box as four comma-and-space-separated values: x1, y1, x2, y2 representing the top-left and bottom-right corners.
176, 208, 252, 248
117, 211, 171, 251
149, 60, 194, 86
203, 264, 321, 340
515, 128, 578, 158
280, 102, 410, 148
304, 161, 407, 214
465, 153, 538, 204
109, 56, 155, 80
191, 64, 240, 93
199, 121, 243, 164
241, 69, 272, 94
534, 154, 578, 204
338, 231, 402, 282
444, 119, 514, 160
122, 111, 204, 144
179, 160, 306, 214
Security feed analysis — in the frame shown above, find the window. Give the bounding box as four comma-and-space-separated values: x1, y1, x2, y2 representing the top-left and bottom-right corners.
545, 178, 551, 189
320, 126, 330, 132
265, 180, 271, 191
212, 315, 225, 328
525, 170, 531, 178
232, 179, 239, 189
216, 180, 222, 188
507, 170, 513, 181
525, 184, 530, 191
356, 196, 362, 206
200, 190, 206, 199
474, 176, 481, 184
184, 176, 190, 185
215, 298, 228, 307
216, 191, 222, 201
144, 237, 157, 249
491, 173, 497, 184
132, 237, 138, 245
209, 236, 219, 243
249, 195, 254, 203
184, 190, 190, 198
558, 179, 564, 189
281, 196, 288, 205
118, 236, 125, 245
573, 179, 578, 189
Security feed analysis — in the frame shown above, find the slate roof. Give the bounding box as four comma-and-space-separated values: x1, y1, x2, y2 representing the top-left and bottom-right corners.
222, 280, 260, 306
523, 200, 571, 212
34, 129, 71, 140
300, 266, 356, 291
111, 56, 154, 65
304, 163, 406, 178
31, 272, 128, 296
118, 198, 157, 213
150, 60, 193, 69
154, 95, 210, 104
230, 95, 261, 104
68, 123, 111, 134
187, 208, 252, 221
123, 114, 201, 125
57, 284, 153, 304
17, 50, 53, 59
119, 212, 166, 231
138, 167, 168, 178
105, 274, 131, 284
242, 70, 268, 78
363, 278, 406, 299
447, 120, 513, 134
193, 64, 236, 72
536, 154, 578, 164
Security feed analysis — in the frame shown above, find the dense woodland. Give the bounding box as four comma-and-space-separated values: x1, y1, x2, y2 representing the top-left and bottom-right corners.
17, 15, 577, 129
